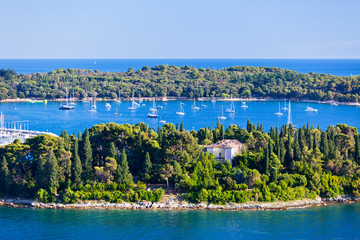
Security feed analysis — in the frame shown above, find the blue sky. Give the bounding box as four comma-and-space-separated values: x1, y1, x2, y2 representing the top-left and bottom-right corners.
0, 0, 359, 59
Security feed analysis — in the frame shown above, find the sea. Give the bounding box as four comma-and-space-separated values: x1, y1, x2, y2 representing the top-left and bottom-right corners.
0, 59, 360, 76
0, 203, 359, 240
1, 59, 360, 240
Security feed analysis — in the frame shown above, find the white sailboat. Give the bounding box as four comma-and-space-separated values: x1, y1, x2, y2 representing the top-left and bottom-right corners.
148, 98, 158, 118
282, 100, 288, 111
114, 106, 120, 115
128, 96, 138, 110
163, 94, 168, 102
116, 91, 122, 103
69, 90, 76, 106
287, 101, 292, 125
176, 102, 185, 115
59, 87, 75, 110
87, 97, 97, 112
105, 103, 111, 109
241, 101, 248, 108
83, 89, 90, 103
225, 95, 235, 113
211, 96, 216, 103
274, 103, 283, 116
218, 106, 226, 120
191, 98, 200, 110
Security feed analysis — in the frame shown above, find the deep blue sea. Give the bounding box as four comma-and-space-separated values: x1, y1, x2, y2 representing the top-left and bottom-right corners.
0, 203, 360, 240
0, 100, 359, 135
0, 59, 360, 76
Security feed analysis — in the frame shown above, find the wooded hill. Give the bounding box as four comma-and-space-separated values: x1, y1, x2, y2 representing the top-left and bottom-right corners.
0, 65, 359, 102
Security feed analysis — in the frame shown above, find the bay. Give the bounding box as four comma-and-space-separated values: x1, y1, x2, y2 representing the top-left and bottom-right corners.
0, 100, 359, 135
0, 203, 359, 240
0, 59, 360, 76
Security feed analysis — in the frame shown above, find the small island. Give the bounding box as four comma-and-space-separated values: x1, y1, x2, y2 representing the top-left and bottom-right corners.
0, 65, 359, 103
1, 120, 360, 210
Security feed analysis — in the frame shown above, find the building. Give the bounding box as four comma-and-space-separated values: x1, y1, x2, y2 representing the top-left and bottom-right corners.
203, 139, 245, 163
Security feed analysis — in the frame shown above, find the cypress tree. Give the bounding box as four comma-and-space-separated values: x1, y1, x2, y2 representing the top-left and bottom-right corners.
143, 152, 152, 174
109, 142, 117, 159
220, 124, 225, 140
72, 139, 82, 185
247, 120, 252, 133
60, 130, 70, 151
35, 157, 46, 189
269, 167, 278, 183
82, 128, 93, 181
180, 123, 184, 132
115, 150, 133, 185
264, 144, 269, 174
320, 132, 329, 159
0, 156, 11, 194
45, 149, 60, 190
285, 133, 293, 167
137, 131, 142, 149
176, 123, 179, 131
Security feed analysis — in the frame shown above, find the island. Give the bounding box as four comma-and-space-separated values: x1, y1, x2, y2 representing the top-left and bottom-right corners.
0, 65, 359, 103
1, 120, 359, 210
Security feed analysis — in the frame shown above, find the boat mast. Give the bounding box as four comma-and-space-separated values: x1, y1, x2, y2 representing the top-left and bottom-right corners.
287, 100, 292, 125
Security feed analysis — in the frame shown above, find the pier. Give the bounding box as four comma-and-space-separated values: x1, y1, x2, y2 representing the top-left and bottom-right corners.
0, 112, 57, 146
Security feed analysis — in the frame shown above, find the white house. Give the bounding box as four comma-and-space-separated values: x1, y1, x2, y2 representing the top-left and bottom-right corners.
203, 139, 245, 163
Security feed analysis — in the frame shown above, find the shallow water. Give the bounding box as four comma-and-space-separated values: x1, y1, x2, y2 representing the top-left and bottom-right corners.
0, 203, 359, 240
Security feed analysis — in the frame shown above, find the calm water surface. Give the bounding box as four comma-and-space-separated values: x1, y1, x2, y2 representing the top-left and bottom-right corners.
0, 203, 359, 240
0, 100, 359, 135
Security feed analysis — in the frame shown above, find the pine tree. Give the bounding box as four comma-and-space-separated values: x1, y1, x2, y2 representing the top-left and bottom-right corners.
72, 138, 82, 185
355, 134, 360, 165
0, 156, 11, 194
137, 131, 142, 149
45, 149, 60, 190
115, 150, 133, 185
82, 128, 93, 181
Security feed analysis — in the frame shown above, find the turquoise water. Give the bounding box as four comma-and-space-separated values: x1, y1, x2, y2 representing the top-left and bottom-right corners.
0, 100, 359, 135
1, 59, 360, 76
0, 203, 359, 239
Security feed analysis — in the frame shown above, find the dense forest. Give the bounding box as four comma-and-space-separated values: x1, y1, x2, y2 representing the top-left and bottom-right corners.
0, 65, 359, 102
0, 120, 360, 204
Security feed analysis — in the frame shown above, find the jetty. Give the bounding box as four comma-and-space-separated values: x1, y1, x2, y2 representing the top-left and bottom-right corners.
0, 112, 57, 146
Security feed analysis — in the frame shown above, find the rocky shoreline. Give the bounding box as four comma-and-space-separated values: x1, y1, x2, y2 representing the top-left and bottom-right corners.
1, 197, 359, 211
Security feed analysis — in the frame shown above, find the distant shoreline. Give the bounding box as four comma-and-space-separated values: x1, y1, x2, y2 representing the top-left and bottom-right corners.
1, 97, 359, 106
1, 197, 359, 211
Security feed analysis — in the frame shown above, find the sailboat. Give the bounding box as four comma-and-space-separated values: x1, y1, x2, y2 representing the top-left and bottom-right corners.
82, 89, 90, 103
287, 101, 292, 125
114, 107, 120, 115
69, 90, 76, 106
191, 98, 200, 110
147, 98, 158, 118
211, 96, 216, 103
116, 91, 122, 103
274, 103, 283, 116
163, 94, 168, 102
59, 87, 75, 110
282, 100, 288, 111
225, 95, 235, 113
128, 96, 138, 110
105, 103, 111, 109
176, 102, 185, 115
241, 101, 248, 108
218, 106, 226, 120
87, 97, 97, 112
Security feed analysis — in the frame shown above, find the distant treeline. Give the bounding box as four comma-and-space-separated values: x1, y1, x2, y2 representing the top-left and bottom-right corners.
1, 120, 360, 204
0, 65, 359, 102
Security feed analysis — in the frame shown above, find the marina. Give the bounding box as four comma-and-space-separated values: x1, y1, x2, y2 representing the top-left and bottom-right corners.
0, 99, 358, 136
